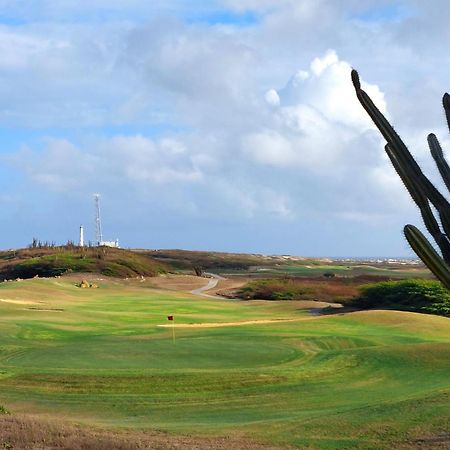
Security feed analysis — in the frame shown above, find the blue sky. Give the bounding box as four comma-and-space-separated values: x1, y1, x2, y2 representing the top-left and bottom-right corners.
0, 0, 449, 256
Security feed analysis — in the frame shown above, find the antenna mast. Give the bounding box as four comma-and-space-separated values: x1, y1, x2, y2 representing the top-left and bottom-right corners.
94, 194, 103, 245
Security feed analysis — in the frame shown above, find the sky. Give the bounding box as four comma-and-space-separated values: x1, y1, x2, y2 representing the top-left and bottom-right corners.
0, 0, 449, 256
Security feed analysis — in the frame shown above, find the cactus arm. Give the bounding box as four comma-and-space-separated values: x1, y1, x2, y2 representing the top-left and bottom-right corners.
443, 93, 450, 133
404, 224, 450, 289
428, 133, 450, 193
386, 144, 450, 263
351, 70, 414, 165
352, 70, 450, 213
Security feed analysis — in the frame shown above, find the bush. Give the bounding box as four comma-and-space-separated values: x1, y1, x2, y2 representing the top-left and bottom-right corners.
238, 278, 313, 300
351, 279, 450, 317
0, 405, 10, 415
323, 272, 335, 278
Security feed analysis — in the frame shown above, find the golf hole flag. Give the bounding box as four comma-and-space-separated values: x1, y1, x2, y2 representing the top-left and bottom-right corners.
168, 315, 175, 343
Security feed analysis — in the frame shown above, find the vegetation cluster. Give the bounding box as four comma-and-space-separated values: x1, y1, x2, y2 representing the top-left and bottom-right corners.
237, 276, 361, 302
351, 279, 450, 317
0, 246, 166, 280
238, 277, 450, 317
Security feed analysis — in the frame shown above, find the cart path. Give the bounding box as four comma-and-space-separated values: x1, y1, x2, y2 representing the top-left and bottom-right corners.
190, 273, 227, 298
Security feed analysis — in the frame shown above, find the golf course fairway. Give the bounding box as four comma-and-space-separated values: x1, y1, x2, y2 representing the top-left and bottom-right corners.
0, 276, 449, 449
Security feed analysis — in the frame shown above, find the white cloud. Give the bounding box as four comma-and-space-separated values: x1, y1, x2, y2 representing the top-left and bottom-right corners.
241, 51, 387, 176
2, 0, 447, 254
242, 130, 295, 167
265, 89, 280, 107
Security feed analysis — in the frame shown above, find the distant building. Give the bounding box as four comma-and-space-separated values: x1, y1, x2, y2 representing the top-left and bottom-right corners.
99, 239, 120, 248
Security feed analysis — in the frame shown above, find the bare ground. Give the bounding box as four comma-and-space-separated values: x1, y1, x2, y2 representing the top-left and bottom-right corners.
147, 274, 209, 292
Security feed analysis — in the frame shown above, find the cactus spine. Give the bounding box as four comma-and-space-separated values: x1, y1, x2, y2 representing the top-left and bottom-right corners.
352, 70, 450, 289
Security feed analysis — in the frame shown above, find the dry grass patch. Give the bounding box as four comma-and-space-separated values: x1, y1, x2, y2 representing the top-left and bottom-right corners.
0, 414, 281, 450
148, 274, 208, 292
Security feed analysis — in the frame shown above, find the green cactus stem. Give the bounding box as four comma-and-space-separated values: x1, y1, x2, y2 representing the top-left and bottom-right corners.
404, 225, 450, 289
352, 69, 450, 286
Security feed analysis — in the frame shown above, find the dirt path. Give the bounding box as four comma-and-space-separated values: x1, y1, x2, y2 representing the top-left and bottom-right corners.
190, 273, 227, 298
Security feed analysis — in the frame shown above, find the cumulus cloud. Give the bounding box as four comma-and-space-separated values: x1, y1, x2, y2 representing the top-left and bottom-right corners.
242, 50, 387, 176
2, 0, 448, 254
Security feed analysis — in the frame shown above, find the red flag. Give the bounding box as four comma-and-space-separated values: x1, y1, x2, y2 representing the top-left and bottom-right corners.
167, 315, 174, 321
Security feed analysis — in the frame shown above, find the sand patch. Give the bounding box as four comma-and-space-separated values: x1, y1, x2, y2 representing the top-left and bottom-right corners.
0, 299, 40, 305
158, 318, 306, 328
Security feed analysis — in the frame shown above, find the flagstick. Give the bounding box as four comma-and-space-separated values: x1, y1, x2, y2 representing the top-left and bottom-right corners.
172, 317, 176, 344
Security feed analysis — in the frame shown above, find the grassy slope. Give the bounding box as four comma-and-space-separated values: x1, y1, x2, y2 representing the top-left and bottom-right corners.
0, 278, 449, 449
0, 247, 166, 279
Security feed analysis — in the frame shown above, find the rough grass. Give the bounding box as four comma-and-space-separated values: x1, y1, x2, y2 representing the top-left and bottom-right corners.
0, 414, 278, 450
0, 277, 449, 449
0, 246, 166, 280
237, 277, 361, 302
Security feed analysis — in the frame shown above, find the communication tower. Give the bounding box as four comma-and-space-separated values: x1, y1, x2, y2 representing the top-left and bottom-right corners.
93, 193, 120, 248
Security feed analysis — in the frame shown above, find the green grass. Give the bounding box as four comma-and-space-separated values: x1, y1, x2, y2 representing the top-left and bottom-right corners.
0, 277, 449, 449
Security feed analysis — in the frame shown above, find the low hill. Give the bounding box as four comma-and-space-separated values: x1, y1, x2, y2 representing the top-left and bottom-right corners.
139, 248, 316, 271
138, 249, 429, 279
0, 246, 166, 280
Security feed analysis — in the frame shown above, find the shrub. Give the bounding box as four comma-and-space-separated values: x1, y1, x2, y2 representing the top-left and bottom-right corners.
239, 278, 313, 300
0, 405, 10, 415
351, 279, 450, 316
323, 272, 335, 278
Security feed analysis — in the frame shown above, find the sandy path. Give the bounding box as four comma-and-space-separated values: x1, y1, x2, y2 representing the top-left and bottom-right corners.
157, 317, 314, 328
0, 299, 40, 305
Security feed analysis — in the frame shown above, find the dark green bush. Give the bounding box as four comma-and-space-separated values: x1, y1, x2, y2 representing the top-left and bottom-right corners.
351, 279, 450, 317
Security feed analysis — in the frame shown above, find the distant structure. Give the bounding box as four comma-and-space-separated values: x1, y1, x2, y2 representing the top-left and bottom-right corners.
79, 225, 84, 247
94, 194, 103, 245
94, 194, 120, 248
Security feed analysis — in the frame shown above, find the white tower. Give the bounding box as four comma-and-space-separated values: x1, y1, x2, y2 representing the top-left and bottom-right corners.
94, 194, 103, 246
79, 225, 84, 247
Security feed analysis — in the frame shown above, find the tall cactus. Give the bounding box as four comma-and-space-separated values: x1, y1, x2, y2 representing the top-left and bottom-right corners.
351, 70, 450, 289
